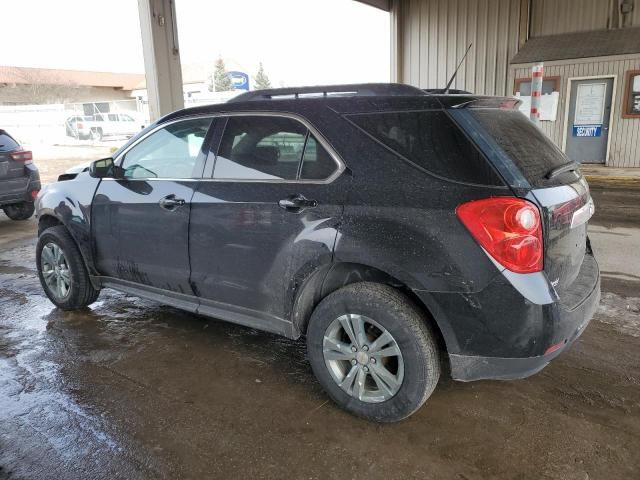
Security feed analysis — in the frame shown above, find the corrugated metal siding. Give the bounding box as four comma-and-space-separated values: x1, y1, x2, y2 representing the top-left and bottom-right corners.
510, 55, 640, 167
530, 0, 639, 36
531, 0, 610, 36
397, 0, 521, 95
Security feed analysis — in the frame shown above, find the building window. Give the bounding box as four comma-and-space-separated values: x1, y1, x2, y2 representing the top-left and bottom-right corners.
513, 76, 560, 95
623, 70, 640, 118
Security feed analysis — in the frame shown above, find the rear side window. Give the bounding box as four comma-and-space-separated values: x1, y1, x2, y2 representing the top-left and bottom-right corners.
466, 109, 570, 187
0, 131, 19, 152
347, 111, 503, 186
214, 115, 337, 181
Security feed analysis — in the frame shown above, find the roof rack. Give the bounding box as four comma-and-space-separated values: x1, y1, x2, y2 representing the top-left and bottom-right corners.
227, 83, 426, 103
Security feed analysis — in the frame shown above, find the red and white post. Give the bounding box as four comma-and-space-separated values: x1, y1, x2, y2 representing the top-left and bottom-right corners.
530, 62, 544, 125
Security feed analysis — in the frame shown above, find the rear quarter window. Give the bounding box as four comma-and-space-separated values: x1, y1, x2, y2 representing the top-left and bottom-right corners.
346, 110, 504, 186
0, 131, 19, 152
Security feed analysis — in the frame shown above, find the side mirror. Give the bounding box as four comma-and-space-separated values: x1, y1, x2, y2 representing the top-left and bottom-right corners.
89, 158, 123, 179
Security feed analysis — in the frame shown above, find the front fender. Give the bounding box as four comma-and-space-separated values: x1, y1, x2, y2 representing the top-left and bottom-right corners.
36, 172, 101, 275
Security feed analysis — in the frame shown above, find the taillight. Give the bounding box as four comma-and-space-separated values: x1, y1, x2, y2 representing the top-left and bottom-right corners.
456, 197, 543, 274
10, 150, 33, 164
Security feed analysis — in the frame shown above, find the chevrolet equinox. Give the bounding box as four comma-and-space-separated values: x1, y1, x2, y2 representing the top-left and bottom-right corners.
35, 84, 600, 422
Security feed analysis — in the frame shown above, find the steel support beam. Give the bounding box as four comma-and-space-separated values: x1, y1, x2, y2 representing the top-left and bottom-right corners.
138, 0, 184, 122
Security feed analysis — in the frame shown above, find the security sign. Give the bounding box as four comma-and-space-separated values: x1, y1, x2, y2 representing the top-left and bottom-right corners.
572, 125, 602, 137
228, 71, 250, 91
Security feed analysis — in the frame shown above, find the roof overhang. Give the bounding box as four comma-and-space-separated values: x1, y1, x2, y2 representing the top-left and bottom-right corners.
354, 0, 390, 12
511, 27, 640, 64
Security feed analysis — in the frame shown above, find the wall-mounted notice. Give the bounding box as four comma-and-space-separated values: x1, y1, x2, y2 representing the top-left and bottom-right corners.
574, 82, 606, 125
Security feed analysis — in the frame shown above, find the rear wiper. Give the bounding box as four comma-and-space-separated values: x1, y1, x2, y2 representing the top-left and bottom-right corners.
546, 162, 580, 179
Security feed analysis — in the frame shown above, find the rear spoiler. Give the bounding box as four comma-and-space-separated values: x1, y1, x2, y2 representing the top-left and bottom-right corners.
438, 96, 522, 110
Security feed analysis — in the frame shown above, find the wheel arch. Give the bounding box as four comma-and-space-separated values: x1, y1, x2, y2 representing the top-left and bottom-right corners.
291, 262, 450, 361
38, 213, 63, 235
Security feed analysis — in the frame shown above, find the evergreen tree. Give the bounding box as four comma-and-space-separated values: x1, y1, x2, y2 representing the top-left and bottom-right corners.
254, 62, 272, 90
209, 57, 234, 92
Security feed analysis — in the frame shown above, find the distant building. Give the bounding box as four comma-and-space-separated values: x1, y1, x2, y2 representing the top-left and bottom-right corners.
0, 66, 144, 105
131, 61, 246, 107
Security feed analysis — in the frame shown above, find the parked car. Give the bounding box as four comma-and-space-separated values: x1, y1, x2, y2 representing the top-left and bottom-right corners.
0, 129, 40, 221
65, 115, 92, 139
35, 84, 600, 422
65, 112, 144, 141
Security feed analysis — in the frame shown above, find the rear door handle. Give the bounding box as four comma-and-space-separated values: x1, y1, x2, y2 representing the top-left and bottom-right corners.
159, 194, 186, 210
278, 194, 318, 212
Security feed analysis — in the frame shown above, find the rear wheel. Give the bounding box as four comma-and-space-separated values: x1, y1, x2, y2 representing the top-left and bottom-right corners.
36, 226, 100, 309
90, 128, 102, 141
3, 201, 35, 220
306, 282, 441, 422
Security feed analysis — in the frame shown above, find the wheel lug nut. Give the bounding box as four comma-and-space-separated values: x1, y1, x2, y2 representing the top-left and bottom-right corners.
362, 345, 369, 351
363, 366, 369, 372
351, 359, 357, 365
370, 358, 376, 364
351, 346, 357, 352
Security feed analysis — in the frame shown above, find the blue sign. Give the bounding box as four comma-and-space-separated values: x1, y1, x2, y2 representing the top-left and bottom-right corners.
228, 71, 249, 91
572, 125, 602, 137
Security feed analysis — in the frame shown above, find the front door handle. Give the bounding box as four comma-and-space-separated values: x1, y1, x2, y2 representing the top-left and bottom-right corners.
159, 194, 186, 210
278, 194, 318, 212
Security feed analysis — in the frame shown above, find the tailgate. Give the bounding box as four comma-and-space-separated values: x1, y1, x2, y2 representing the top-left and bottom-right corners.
452, 106, 595, 296
532, 179, 594, 293
0, 152, 9, 178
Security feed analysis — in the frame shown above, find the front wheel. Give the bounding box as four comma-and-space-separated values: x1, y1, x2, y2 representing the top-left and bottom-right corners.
3, 201, 35, 220
306, 282, 441, 422
36, 226, 100, 309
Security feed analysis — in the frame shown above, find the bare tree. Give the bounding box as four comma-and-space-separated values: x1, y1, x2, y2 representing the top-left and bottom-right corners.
4, 68, 83, 104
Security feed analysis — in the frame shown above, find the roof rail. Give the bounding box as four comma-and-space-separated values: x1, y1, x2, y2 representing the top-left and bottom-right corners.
227, 83, 426, 103
423, 88, 472, 94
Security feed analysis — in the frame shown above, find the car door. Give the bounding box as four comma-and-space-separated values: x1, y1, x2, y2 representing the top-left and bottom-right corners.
92, 116, 214, 296
189, 114, 348, 334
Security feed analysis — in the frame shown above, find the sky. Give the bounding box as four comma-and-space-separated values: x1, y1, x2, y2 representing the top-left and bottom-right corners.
0, 0, 390, 87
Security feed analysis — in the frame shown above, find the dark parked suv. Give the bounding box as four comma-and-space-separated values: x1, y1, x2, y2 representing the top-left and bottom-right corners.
35, 84, 600, 422
1, 129, 40, 220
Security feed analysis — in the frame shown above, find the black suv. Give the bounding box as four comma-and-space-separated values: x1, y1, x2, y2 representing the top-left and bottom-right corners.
35, 84, 600, 422
1, 129, 40, 220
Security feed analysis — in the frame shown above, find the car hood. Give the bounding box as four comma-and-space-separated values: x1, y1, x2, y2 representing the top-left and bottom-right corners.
65, 161, 91, 174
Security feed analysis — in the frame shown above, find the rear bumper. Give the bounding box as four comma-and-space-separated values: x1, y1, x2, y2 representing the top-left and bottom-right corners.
448, 257, 600, 381
0, 172, 40, 207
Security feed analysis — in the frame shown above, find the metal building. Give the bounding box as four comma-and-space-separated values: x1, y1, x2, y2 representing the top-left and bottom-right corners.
364, 0, 640, 168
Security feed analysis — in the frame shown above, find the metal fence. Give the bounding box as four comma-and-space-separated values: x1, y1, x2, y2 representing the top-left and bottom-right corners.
0, 100, 142, 145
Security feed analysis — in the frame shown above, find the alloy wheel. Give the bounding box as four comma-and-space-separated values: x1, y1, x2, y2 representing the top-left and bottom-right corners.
40, 242, 71, 300
322, 314, 404, 403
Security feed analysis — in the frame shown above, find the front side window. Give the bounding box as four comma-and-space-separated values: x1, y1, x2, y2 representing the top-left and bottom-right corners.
121, 117, 212, 179
213, 115, 337, 181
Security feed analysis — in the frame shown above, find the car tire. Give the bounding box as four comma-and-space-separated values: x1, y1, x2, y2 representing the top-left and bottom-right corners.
3, 201, 35, 221
90, 129, 102, 141
306, 282, 441, 422
36, 226, 100, 310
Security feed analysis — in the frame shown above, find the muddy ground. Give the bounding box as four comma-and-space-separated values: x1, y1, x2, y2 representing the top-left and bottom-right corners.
0, 183, 639, 480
